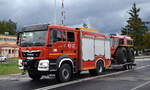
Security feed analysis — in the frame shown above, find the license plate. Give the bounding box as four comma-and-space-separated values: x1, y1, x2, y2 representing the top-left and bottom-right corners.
27, 57, 34, 60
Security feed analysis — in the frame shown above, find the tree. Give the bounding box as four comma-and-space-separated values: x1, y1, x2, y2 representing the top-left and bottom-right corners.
121, 3, 149, 50
0, 19, 17, 35
143, 33, 150, 49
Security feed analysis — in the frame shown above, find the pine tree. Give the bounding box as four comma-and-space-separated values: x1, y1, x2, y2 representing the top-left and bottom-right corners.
121, 3, 149, 50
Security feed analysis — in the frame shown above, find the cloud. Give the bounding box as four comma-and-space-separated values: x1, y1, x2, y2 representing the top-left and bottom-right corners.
0, 0, 149, 33
65, 0, 150, 33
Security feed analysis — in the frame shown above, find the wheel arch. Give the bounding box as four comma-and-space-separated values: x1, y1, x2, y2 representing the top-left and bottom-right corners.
57, 55, 74, 71
95, 58, 105, 68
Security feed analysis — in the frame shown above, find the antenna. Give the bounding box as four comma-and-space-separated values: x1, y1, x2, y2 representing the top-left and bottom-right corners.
61, 0, 65, 25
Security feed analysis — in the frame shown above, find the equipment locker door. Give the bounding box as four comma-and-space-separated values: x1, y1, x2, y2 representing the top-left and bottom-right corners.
81, 32, 95, 70
81, 37, 95, 61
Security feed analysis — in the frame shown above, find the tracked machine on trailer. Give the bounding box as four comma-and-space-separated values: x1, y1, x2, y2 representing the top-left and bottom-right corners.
17, 24, 135, 82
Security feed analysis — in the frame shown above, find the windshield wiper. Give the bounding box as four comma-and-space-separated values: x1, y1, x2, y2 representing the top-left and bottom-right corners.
20, 42, 44, 47
20, 43, 33, 47
32, 42, 44, 46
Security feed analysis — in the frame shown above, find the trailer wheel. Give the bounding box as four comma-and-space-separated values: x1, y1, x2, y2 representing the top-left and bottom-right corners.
123, 64, 133, 70
28, 70, 42, 81
89, 61, 104, 76
128, 65, 133, 69
56, 64, 72, 82
123, 65, 128, 70
115, 47, 127, 64
127, 48, 135, 63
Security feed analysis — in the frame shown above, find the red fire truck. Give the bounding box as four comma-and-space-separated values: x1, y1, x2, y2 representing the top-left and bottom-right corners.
17, 24, 135, 82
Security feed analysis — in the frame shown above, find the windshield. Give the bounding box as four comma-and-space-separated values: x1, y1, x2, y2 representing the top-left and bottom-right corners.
20, 31, 47, 47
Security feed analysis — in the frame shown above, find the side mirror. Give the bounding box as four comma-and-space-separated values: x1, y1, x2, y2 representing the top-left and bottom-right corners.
16, 32, 20, 45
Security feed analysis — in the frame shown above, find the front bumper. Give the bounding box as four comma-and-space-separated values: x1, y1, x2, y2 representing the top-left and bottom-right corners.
18, 59, 50, 71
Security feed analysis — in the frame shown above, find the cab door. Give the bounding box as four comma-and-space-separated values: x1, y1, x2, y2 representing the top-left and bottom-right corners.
50, 29, 66, 54
48, 28, 77, 59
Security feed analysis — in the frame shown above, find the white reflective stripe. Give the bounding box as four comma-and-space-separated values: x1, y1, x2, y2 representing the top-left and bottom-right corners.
59, 58, 74, 68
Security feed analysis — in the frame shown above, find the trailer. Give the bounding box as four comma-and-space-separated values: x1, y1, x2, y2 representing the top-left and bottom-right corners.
17, 24, 135, 82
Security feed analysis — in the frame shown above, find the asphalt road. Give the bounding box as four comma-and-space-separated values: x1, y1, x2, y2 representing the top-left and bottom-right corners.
0, 58, 150, 90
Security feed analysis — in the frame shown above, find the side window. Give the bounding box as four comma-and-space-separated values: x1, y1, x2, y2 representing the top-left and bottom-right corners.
119, 39, 124, 44
51, 30, 61, 43
67, 32, 75, 42
114, 38, 119, 48
127, 40, 133, 45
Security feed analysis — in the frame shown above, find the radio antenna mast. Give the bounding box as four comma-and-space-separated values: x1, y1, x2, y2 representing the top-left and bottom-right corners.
61, 0, 65, 25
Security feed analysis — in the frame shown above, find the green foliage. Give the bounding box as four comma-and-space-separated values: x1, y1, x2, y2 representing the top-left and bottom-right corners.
143, 33, 150, 49
0, 19, 17, 35
121, 3, 149, 50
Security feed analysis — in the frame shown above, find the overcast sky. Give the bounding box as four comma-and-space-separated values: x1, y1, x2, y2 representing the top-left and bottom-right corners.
0, 0, 150, 33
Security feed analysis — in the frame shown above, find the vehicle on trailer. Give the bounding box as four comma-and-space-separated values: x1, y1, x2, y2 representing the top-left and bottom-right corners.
110, 34, 135, 69
17, 24, 135, 82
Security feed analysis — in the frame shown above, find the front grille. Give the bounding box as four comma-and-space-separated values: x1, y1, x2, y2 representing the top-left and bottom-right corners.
27, 60, 39, 70
22, 51, 40, 57
23, 59, 39, 70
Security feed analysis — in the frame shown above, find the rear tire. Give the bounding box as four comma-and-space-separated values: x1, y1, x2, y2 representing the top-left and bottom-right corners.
56, 64, 72, 82
89, 61, 104, 76
28, 70, 42, 81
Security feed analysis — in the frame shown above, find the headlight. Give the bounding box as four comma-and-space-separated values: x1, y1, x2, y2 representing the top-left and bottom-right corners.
38, 60, 49, 71
18, 59, 23, 66
18, 59, 24, 70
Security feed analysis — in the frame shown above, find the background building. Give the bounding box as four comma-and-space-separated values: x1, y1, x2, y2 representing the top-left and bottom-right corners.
0, 34, 18, 58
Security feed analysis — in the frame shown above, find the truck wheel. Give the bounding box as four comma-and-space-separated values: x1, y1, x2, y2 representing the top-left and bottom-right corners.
115, 47, 127, 64
28, 70, 42, 81
89, 61, 104, 76
127, 48, 135, 63
56, 64, 72, 82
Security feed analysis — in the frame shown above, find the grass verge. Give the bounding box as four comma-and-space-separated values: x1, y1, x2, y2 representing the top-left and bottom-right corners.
0, 58, 21, 76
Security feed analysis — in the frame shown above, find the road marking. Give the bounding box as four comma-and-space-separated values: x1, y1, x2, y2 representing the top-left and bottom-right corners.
135, 65, 150, 70
35, 65, 150, 90
130, 80, 150, 90
135, 58, 150, 62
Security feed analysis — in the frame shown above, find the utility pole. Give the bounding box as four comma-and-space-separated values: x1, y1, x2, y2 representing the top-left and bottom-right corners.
52, 0, 57, 25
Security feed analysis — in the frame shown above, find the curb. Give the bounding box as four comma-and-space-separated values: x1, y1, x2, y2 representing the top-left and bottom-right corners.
135, 56, 150, 59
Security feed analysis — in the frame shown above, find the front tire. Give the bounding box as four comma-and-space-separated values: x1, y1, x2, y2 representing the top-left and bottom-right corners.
89, 61, 104, 76
28, 70, 42, 81
115, 47, 127, 64
56, 64, 72, 82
